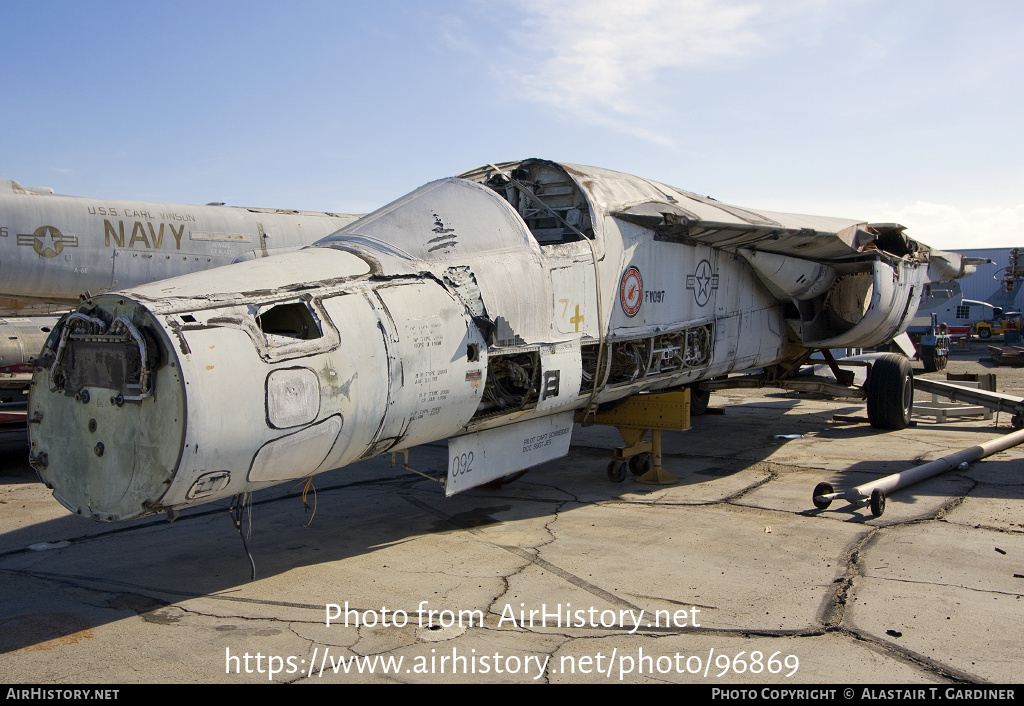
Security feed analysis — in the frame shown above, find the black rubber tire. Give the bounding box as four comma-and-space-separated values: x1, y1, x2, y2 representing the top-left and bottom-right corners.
690, 386, 711, 416
870, 489, 887, 517
920, 345, 948, 372
607, 460, 627, 483
813, 482, 834, 510
628, 453, 653, 476
978, 328, 992, 339
867, 354, 914, 430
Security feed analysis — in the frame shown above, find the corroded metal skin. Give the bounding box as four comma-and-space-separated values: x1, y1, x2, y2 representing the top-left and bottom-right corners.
31, 299, 186, 521
30, 249, 489, 521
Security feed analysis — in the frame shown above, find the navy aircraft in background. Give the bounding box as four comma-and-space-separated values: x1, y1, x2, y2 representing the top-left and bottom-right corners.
0, 178, 360, 315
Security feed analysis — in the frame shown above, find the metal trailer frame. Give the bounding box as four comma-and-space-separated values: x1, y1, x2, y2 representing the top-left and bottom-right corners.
912, 377, 1024, 429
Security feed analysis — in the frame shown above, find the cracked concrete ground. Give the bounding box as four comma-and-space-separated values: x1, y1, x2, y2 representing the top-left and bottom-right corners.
1, 342, 1022, 684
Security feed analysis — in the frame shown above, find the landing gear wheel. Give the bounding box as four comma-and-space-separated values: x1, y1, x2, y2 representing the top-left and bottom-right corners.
689, 386, 711, 416
607, 460, 628, 483
813, 482, 834, 510
1012, 413, 1024, 430
870, 489, 887, 517
920, 345, 948, 372
867, 354, 913, 430
628, 452, 653, 476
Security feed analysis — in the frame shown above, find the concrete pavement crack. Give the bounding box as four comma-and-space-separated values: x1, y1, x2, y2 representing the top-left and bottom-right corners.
397, 492, 642, 612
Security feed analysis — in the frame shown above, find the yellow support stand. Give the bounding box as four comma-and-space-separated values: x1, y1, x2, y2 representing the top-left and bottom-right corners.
586, 389, 691, 485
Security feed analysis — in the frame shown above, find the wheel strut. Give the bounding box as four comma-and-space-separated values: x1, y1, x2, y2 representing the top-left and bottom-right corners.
590, 389, 690, 486
635, 429, 677, 485
608, 427, 677, 485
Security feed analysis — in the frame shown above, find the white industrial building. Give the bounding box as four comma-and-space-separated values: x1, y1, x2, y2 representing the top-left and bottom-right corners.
952, 247, 1024, 311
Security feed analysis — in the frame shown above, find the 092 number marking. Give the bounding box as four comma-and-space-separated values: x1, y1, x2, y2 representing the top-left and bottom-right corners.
451, 451, 474, 477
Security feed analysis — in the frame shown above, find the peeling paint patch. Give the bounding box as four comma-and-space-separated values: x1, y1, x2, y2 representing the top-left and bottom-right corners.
319, 363, 357, 402
428, 212, 458, 253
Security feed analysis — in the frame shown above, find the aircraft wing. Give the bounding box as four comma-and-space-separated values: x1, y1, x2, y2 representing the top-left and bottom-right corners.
469, 160, 977, 283
460, 160, 977, 351
607, 192, 975, 282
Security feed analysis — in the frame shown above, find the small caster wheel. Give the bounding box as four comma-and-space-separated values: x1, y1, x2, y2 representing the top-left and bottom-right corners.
607, 460, 627, 483
629, 452, 653, 476
870, 488, 886, 517
812, 482, 834, 510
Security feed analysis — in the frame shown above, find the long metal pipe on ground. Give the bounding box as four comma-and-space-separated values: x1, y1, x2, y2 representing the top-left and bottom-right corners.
813, 427, 1024, 517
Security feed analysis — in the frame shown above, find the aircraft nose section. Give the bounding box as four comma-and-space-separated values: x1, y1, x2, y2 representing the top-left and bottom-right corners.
28, 297, 186, 522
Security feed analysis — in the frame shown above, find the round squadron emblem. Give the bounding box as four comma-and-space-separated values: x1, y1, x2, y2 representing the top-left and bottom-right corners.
619, 266, 643, 317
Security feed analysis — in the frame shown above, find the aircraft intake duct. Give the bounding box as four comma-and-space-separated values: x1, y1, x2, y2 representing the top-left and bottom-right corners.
737, 249, 837, 301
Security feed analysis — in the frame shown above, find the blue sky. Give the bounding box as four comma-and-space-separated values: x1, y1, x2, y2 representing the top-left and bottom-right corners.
5, 0, 1022, 248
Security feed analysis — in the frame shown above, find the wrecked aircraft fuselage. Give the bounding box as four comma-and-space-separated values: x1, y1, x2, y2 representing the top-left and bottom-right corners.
28, 159, 976, 522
